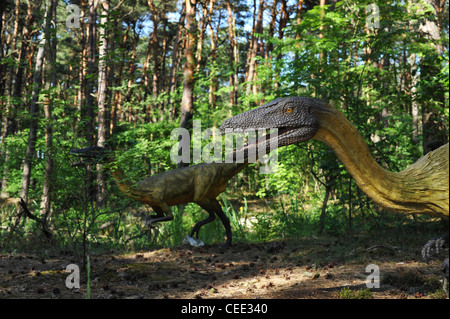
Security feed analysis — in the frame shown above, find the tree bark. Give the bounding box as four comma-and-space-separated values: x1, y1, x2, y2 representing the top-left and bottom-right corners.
167, 4, 185, 119
75, 2, 87, 119
226, 0, 238, 110
39, 0, 58, 239
145, 0, 160, 119
111, 25, 128, 134
96, 0, 109, 207
1, 0, 34, 197
19, 2, 48, 206
245, 0, 264, 97
179, 0, 197, 138
274, 0, 288, 91
85, 0, 98, 145
207, 0, 217, 108
195, 1, 208, 73
82, 0, 99, 204
419, 0, 447, 154
126, 30, 137, 123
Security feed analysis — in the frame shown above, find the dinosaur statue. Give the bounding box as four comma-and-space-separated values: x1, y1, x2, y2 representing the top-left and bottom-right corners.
422, 233, 449, 296
70, 146, 250, 246
220, 97, 449, 295
220, 97, 449, 218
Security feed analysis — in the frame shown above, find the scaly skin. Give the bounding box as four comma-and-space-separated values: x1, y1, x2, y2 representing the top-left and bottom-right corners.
221, 97, 449, 218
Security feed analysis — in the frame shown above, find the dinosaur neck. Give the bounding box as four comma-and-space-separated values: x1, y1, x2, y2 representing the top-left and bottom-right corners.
312, 106, 449, 218
225, 162, 250, 176
105, 160, 136, 198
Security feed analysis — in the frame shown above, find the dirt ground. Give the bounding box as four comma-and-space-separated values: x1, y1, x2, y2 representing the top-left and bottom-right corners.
0, 234, 447, 299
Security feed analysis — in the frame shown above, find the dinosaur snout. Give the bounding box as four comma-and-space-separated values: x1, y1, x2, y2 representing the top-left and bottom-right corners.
219, 111, 262, 134
219, 118, 238, 134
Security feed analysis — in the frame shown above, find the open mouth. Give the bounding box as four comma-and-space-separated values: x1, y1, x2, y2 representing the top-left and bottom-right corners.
224, 127, 288, 162
245, 126, 309, 148
224, 125, 315, 162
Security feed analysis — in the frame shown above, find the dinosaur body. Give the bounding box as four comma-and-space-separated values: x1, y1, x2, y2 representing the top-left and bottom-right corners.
221, 96, 449, 296
71, 146, 249, 246
220, 97, 449, 218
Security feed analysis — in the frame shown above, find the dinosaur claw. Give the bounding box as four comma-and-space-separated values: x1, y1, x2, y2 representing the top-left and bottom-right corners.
422, 236, 448, 262
144, 218, 157, 229
221, 236, 232, 247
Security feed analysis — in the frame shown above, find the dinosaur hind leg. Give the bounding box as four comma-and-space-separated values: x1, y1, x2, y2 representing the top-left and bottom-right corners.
197, 198, 232, 246
422, 233, 449, 298
214, 204, 232, 246
190, 212, 215, 239
422, 234, 448, 261
146, 203, 173, 228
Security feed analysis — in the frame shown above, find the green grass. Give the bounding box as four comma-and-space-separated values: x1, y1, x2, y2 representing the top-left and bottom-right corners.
338, 287, 374, 299
1, 189, 447, 262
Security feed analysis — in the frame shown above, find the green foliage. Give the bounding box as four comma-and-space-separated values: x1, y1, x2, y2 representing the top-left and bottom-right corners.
0, 0, 448, 254
221, 195, 249, 243
338, 287, 374, 299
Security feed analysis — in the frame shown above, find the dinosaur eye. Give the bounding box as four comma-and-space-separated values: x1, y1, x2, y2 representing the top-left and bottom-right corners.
286, 107, 293, 113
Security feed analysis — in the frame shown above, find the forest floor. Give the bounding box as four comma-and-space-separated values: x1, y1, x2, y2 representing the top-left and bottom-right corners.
0, 229, 447, 299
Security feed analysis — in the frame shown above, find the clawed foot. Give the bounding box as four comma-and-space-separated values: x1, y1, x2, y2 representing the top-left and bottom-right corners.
422, 235, 449, 262
221, 233, 232, 247
422, 235, 449, 298
144, 216, 161, 229
145, 220, 157, 229
221, 240, 232, 248
189, 227, 232, 248
144, 214, 174, 229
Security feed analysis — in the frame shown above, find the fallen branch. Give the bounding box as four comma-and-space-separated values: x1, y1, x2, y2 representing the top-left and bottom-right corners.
19, 198, 52, 239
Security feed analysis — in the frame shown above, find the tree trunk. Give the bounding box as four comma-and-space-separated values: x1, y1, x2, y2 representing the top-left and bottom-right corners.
15, 0, 49, 231
405, 2, 420, 145
179, 0, 197, 140
266, 0, 277, 56
111, 25, 128, 134
0, 0, 9, 197
246, 0, 264, 97
315, 0, 326, 98
161, 13, 168, 99
125, 30, 137, 123
96, 0, 109, 207
39, 0, 58, 239
74, 2, 86, 118
207, 0, 217, 108
261, 0, 277, 97
274, 0, 288, 91
419, 0, 447, 154
195, 1, 208, 73
82, 0, 99, 204
19, 5, 48, 206
2, 0, 33, 197
226, 0, 238, 110
85, 0, 98, 146
3, 0, 21, 134
167, 4, 185, 119
146, 0, 160, 119
294, 0, 304, 88
40, 83, 54, 236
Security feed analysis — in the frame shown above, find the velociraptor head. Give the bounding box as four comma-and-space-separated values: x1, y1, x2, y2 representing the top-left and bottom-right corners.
220, 97, 325, 152
69, 146, 109, 166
